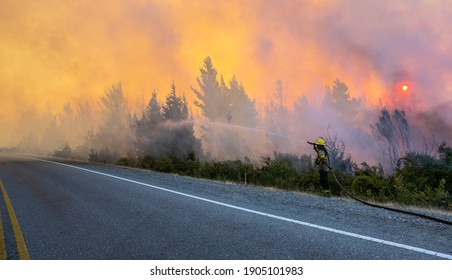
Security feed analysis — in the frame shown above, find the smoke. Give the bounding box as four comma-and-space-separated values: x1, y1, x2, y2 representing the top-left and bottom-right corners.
414, 102, 452, 143
1, 0, 451, 169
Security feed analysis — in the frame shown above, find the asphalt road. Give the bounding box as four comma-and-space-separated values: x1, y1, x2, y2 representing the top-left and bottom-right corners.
0, 153, 451, 260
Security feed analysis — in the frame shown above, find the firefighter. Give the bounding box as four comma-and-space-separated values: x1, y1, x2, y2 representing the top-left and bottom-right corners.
313, 138, 332, 192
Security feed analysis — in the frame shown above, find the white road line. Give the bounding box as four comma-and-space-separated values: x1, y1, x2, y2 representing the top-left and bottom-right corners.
34, 157, 452, 260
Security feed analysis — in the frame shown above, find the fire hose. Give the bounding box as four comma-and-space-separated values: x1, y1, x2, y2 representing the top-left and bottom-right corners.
308, 141, 452, 226
330, 169, 452, 226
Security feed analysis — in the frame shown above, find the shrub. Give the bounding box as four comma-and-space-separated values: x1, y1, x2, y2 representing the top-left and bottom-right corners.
351, 175, 378, 198
154, 157, 175, 173
88, 147, 118, 164
396, 150, 452, 207
116, 157, 137, 167
259, 155, 299, 190
349, 162, 391, 201
53, 143, 72, 158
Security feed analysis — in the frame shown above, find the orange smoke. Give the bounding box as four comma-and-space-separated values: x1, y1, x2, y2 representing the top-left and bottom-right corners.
1, 0, 451, 122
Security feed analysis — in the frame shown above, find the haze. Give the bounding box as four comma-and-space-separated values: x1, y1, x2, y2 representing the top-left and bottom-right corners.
1, 0, 451, 167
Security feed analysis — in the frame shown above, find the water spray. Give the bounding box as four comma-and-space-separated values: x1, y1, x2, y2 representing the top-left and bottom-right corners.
196, 119, 299, 141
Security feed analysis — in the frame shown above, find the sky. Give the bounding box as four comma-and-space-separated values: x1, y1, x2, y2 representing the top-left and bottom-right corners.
1, 0, 452, 139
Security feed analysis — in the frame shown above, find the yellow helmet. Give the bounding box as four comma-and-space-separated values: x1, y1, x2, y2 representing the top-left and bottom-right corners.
315, 138, 325, 146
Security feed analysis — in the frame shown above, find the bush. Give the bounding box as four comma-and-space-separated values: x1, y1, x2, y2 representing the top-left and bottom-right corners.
140, 155, 156, 169
259, 155, 299, 190
116, 157, 137, 167
351, 175, 381, 199
53, 143, 72, 158
393, 174, 450, 207
147, 155, 203, 177
154, 157, 176, 173
349, 162, 391, 201
438, 141, 452, 166
395, 150, 452, 207
88, 147, 119, 164
198, 160, 250, 183
273, 152, 313, 173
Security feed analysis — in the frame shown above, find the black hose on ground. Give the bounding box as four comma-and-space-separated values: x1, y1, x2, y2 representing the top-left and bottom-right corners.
330, 169, 452, 226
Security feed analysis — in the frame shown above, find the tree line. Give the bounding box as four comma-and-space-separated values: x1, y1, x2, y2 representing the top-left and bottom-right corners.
6, 56, 451, 209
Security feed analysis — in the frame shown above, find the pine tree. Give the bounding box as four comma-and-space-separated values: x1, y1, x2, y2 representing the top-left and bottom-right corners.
191, 57, 260, 160
133, 90, 163, 157
264, 80, 291, 152
163, 81, 189, 121
93, 82, 131, 162
41, 116, 62, 151
144, 90, 164, 125
293, 95, 313, 128
16, 106, 40, 152
192, 57, 228, 122
161, 81, 201, 158
134, 82, 201, 160
58, 103, 76, 148
227, 75, 258, 128
323, 79, 361, 122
